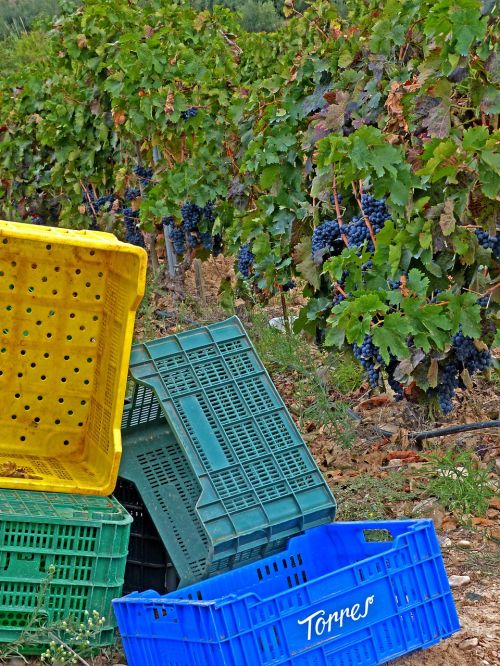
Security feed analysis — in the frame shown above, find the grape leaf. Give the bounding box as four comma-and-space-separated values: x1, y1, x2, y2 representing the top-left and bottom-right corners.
439, 198, 455, 236
373, 314, 412, 364
407, 268, 430, 296
294, 237, 321, 290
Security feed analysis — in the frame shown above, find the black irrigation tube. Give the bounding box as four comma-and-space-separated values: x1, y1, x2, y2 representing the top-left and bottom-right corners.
411, 420, 500, 443
346, 410, 499, 443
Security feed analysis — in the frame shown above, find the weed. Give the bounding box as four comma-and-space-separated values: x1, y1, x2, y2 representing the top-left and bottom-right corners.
325, 350, 364, 395
249, 311, 355, 448
0, 567, 108, 664
426, 450, 496, 518
335, 472, 422, 521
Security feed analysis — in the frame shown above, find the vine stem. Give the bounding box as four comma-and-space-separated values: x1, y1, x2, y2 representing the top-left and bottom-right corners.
79, 180, 97, 219
353, 181, 377, 248
332, 171, 349, 246
279, 288, 291, 335
334, 282, 347, 297
479, 282, 499, 296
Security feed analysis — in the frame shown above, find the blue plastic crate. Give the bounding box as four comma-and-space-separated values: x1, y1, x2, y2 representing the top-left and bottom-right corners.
113, 520, 460, 666
122, 317, 336, 586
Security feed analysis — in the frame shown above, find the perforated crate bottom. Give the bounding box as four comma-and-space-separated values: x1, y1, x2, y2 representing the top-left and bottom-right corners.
0, 453, 93, 487
120, 422, 292, 588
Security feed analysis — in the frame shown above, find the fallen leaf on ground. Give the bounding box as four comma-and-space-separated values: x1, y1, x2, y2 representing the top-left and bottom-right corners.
472, 517, 497, 526
386, 450, 425, 462
357, 395, 390, 410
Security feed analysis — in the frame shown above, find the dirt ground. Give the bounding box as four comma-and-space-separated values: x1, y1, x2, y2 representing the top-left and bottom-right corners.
17, 255, 500, 665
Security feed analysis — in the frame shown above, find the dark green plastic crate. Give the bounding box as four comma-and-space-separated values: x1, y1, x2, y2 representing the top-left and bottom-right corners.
122, 316, 336, 587
0, 490, 131, 649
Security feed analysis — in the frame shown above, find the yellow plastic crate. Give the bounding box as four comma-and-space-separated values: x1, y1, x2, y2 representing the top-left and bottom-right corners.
0, 221, 147, 495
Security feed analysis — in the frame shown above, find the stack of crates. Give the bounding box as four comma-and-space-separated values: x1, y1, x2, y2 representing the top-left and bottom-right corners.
0, 220, 147, 650
113, 316, 461, 665
115, 316, 338, 590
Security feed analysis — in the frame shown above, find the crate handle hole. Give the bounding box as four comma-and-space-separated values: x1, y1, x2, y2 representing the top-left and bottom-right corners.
363, 529, 394, 542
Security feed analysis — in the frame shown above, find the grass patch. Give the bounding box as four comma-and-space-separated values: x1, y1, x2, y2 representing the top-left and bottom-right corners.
249, 311, 355, 448
427, 450, 497, 518
325, 350, 364, 395
335, 472, 422, 520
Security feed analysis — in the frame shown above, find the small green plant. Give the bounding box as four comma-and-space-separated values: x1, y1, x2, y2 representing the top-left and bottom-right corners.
40, 610, 106, 665
335, 472, 422, 520
325, 351, 364, 395
427, 450, 497, 518
0, 566, 108, 664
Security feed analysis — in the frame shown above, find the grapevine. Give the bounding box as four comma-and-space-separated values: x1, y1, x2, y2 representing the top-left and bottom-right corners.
0, 0, 497, 414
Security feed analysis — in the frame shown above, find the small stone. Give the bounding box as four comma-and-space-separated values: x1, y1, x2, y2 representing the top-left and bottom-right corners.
459, 637, 479, 649
412, 497, 438, 515
440, 536, 452, 548
449, 574, 471, 588
458, 540, 472, 548
465, 592, 483, 601
387, 458, 403, 467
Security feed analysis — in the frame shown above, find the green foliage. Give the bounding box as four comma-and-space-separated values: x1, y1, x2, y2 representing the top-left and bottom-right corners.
0, 29, 49, 78
193, 0, 283, 32
326, 350, 364, 395
0, 0, 497, 411
427, 450, 496, 518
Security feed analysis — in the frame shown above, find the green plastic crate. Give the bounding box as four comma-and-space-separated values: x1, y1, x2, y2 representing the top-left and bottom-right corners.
0, 490, 131, 649
122, 316, 336, 587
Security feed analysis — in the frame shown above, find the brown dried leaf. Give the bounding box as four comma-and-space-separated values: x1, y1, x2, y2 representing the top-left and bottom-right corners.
322, 91, 350, 131
439, 198, 456, 236
112, 110, 126, 126
164, 91, 175, 115
77, 34, 88, 49
428, 359, 439, 388
358, 395, 390, 411
0, 462, 42, 479
143, 24, 155, 39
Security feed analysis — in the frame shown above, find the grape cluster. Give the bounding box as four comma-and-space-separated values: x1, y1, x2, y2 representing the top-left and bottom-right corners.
311, 220, 343, 264
432, 358, 463, 414
344, 195, 390, 251
452, 331, 492, 373
30, 215, 45, 226
166, 220, 186, 255
475, 229, 500, 259
282, 280, 296, 292
181, 202, 202, 231
164, 202, 221, 257
132, 166, 153, 187
477, 295, 489, 308
352, 335, 384, 388
237, 244, 254, 278
123, 207, 145, 248
180, 107, 198, 120
427, 331, 492, 413
387, 357, 404, 401
124, 187, 140, 201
